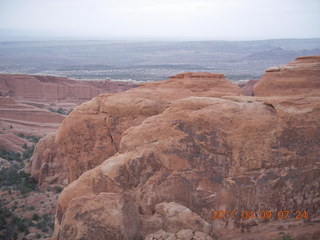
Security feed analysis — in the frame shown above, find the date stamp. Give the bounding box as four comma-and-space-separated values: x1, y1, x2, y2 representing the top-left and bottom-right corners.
212, 210, 308, 221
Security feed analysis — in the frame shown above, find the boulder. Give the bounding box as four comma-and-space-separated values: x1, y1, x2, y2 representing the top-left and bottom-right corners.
57, 193, 141, 240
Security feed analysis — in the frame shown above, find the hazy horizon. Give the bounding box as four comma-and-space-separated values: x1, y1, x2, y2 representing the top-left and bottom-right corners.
1, 0, 320, 41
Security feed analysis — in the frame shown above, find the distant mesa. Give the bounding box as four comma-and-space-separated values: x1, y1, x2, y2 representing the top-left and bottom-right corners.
0, 74, 139, 105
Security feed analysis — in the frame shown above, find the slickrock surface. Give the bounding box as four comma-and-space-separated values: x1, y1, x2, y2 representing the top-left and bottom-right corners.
53, 95, 320, 239
28, 57, 320, 239
253, 55, 320, 96
30, 73, 242, 185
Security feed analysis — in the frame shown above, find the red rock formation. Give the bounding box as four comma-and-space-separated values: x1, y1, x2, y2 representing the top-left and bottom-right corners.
30, 73, 242, 186
53, 94, 320, 239
237, 79, 259, 96
0, 74, 138, 104
58, 193, 141, 239
0, 74, 138, 153
30, 134, 62, 185
47, 57, 320, 239
253, 55, 320, 96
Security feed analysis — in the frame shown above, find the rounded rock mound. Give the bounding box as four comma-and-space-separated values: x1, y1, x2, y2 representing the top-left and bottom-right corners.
253, 55, 320, 96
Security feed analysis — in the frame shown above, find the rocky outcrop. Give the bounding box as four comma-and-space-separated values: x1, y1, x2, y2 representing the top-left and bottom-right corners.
237, 79, 258, 96
32, 56, 319, 239
29, 134, 63, 185
58, 193, 141, 240
53, 94, 320, 239
253, 55, 320, 96
30, 73, 242, 185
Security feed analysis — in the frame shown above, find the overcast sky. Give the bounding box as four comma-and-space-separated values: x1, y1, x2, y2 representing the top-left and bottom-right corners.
0, 0, 319, 41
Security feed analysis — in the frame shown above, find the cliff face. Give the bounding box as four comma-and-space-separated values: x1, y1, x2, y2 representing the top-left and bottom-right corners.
31, 57, 320, 239
0, 74, 138, 104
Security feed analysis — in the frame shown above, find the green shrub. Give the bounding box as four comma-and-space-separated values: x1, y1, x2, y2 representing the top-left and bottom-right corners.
277, 235, 296, 240
0, 165, 38, 193
32, 213, 40, 221
0, 150, 21, 161
0, 206, 33, 239
48, 107, 71, 115
22, 145, 35, 160
16, 134, 41, 143
54, 186, 63, 193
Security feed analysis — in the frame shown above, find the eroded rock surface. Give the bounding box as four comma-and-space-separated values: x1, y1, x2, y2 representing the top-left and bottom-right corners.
237, 79, 258, 96
32, 57, 320, 239
31, 73, 242, 185
253, 55, 320, 96
58, 193, 140, 240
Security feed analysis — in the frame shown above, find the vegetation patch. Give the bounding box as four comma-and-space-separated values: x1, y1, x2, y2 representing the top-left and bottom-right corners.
0, 206, 32, 240
0, 150, 21, 161
48, 107, 71, 115
15, 134, 41, 143
0, 164, 38, 194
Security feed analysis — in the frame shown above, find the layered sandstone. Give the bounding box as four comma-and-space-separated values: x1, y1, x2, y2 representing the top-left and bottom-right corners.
0, 74, 138, 106
0, 74, 138, 154
29, 56, 320, 239
0, 97, 65, 136
0, 133, 29, 153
